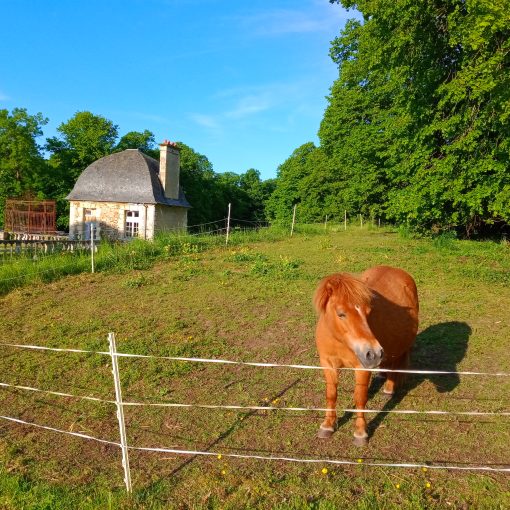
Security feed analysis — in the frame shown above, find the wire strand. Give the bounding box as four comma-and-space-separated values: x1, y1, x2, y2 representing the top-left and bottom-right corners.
2, 381, 508, 417
1, 414, 509, 473
1, 342, 509, 377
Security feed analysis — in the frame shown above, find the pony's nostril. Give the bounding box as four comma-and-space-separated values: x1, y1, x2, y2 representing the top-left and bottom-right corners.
366, 349, 375, 361
379, 348, 384, 359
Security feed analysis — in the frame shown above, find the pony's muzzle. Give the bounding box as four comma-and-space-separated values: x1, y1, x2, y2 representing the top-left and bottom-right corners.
354, 343, 384, 369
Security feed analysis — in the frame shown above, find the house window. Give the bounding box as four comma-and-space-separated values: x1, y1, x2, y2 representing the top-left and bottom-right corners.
84, 208, 96, 222
125, 210, 140, 238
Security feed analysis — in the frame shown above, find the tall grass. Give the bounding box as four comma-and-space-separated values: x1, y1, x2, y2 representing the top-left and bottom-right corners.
0, 226, 311, 295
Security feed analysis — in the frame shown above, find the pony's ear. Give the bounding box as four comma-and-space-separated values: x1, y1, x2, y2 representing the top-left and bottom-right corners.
313, 276, 335, 314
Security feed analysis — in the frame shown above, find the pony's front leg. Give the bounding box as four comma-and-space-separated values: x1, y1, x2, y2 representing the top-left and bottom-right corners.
317, 366, 338, 439
353, 369, 371, 446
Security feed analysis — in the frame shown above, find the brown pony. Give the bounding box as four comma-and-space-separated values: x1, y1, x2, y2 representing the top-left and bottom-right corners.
314, 265, 419, 445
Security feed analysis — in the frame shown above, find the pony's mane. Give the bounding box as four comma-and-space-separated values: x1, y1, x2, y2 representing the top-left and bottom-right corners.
313, 273, 373, 314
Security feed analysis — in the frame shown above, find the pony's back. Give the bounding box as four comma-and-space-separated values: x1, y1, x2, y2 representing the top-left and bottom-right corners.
361, 265, 419, 361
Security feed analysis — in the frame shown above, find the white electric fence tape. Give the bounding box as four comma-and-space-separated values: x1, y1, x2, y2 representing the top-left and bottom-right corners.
1, 342, 509, 377
0, 414, 119, 447
1, 414, 509, 473
1, 380, 509, 417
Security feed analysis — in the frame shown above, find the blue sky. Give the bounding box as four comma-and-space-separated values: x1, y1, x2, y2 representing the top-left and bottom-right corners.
0, 0, 355, 180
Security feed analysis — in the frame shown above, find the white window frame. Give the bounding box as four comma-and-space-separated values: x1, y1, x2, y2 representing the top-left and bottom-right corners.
125, 210, 140, 238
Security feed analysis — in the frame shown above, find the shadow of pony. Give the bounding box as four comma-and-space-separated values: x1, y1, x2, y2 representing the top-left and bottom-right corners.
336, 321, 472, 436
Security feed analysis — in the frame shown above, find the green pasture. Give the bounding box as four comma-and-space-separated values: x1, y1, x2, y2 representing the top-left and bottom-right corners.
0, 226, 509, 509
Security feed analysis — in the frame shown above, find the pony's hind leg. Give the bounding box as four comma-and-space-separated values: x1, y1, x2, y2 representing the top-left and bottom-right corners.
383, 351, 410, 397
318, 365, 338, 439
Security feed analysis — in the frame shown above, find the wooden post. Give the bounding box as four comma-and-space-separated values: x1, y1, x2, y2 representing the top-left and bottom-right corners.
108, 333, 132, 494
90, 223, 95, 274
225, 203, 232, 245
360, 214, 363, 228
324, 215, 328, 230
344, 210, 347, 231
290, 204, 297, 236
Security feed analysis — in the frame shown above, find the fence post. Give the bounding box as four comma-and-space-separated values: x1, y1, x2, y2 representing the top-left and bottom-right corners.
290, 204, 297, 236
225, 203, 232, 245
108, 332, 132, 494
360, 214, 363, 228
324, 215, 328, 230
90, 223, 95, 274
344, 210, 347, 231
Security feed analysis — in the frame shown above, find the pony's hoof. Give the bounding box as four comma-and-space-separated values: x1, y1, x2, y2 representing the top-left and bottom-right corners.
353, 434, 368, 447
317, 426, 335, 439
382, 389, 394, 399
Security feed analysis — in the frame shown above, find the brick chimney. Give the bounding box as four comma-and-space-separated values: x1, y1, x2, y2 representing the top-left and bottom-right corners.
159, 140, 180, 200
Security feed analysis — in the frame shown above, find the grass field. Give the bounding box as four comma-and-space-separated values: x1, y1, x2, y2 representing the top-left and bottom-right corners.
0, 226, 509, 509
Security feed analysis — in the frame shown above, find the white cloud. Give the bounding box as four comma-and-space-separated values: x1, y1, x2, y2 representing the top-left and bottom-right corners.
189, 113, 221, 130
189, 78, 318, 135
225, 94, 271, 119
231, 2, 350, 37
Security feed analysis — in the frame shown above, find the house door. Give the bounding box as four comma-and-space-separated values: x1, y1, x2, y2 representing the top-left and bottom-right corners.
84, 208, 98, 240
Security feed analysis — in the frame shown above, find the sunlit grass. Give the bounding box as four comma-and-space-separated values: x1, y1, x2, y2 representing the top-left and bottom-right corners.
0, 226, 509, 509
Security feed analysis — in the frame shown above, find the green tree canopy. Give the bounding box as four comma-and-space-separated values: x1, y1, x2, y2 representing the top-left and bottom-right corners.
239, 169, 276, 221
266, 142, 340, 224
321, 0, 510, 235
116, 130, 158, 158
46, 111, 119, 180
0, 108, 48, 228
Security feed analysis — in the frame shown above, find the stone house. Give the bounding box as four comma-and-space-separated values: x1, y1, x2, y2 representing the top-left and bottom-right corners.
67, 141, 190, 240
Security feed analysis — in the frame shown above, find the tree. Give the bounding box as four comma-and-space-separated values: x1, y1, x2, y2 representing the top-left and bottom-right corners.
116, 130, 158, 158
239, 169, 276, 221
45, 111, 119, 229
266, 142, 317, 223
322, 0, 510, 235
0, 108, 48, 228
46, 111, 118, 179
176, 142, 224, 225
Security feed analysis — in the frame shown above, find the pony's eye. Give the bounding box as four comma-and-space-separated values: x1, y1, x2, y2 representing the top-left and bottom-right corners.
337, 311, 346, 319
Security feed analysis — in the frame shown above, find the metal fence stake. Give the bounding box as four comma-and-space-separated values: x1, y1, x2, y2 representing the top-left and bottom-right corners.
108, 332, 132, 493
90, 223, 95, 274
225, 203, 231, 245
290, 204, 297, 236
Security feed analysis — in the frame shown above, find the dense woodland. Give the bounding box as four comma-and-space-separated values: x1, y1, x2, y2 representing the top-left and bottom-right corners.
1, 0, 508, 236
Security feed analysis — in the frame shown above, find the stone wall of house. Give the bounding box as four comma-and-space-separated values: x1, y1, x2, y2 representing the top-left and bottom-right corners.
68, 201, 187, 240
154, 205, 188, 234
69, 201, 157, 240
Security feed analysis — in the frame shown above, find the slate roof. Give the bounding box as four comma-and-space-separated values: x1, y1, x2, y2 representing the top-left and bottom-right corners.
67, 149, 191, 208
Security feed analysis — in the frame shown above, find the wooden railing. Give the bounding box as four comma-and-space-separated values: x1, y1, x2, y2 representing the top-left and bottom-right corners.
0, 239, 96, 257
